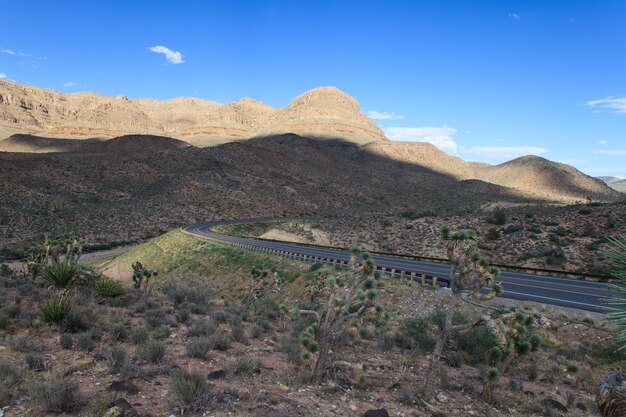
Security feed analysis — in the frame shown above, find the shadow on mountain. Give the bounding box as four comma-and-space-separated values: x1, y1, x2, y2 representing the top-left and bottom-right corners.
0, 133, 622, 251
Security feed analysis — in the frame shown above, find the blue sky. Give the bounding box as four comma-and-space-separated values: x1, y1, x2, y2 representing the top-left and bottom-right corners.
1, 0, 625, 177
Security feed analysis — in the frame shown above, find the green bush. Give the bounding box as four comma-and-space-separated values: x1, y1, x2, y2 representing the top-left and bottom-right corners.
130, 327, 150, 345
457, 327, 498, 364
42, 262, 78, 289
143, 308, 166, 328
0, 360, 22, 407
60, 334, 73, 349
25, 354, 46, 371
7, 332, 40, 352
487, 228, 501, 240
188, 319, 217, 337
186, 337, 212, 359
209, 331, 232, 351
170, 369, 212, 413
39, 294, 71, 325
400, 316, 435, 351
225, 354, 260, 376
93, 278, 125, 298
140, 339, 166, 363
30, 375, 82, 413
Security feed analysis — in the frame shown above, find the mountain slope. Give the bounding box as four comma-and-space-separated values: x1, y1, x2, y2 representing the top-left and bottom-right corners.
599, 176, 626, 193
0, 80, 386, 145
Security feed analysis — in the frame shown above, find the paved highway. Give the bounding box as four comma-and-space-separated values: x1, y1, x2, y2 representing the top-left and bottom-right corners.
183, 220, 614, 313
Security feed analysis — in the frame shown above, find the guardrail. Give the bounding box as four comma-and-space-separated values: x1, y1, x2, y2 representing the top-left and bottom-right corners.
216, 238, 449, 288
207, 220, 615, 282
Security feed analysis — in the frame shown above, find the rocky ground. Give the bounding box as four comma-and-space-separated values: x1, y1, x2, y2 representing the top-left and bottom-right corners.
0, 232, 620, 417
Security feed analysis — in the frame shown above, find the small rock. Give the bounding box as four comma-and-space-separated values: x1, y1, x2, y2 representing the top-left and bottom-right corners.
237, 387, 251, 400
364, 408, 390, 417
0, 409, 4, 417
278, 384, 289, 393
106, 398, 137, 417
576, 402, 587, 412
207, 369, 226, 380
109, 381, 139, 395
102, 406, 121, 417
350, 404, 357, 411
435, 392, 449, 403
543, 398, 568, 412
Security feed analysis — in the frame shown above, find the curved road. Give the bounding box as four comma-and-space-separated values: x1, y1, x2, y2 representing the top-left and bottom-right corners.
183, 220, 614, 313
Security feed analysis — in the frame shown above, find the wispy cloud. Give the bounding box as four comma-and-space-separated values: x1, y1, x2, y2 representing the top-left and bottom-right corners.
598, 139, 608, 145
462, 146, 547, 161
367, 110, 404, 120
558, 158, 587, 165
586, 97, 626, 114
1, 48, 46, 59
148, 45, 185, 64
384, 126, 458, 154
508, 13, 520, 19
0, 73, 6, 79
585, 167, 626, 177
64, 82, 78, 87
593, 149, 626, 156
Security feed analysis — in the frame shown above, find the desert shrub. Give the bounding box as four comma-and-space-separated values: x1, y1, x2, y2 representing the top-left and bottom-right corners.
60, 333, 73, 349
504, 224, 523, 234
254, 316, 273, 332
445, 351, 465, 368
224, 354, 260, 377
2, 303, 21, 319
209, 331, 232, 351
251, 324, 264, 339
140, 339, 166, 363
578, 207, 592, 215
25, 353, 46, 371
162, 280, 212, 308
39, 294, 71, 325
186, 337, 212, 359
457, 327, 498, 365
0, 315, 8, 330
131, 298, 158, 313
492, 207, 507, 225
309, 262, 323, 272
487, 228, 501, 240
143, 308, 166, 328
175, 308, 190, 324
30, 375, 81, 413
188, 319, 217, 337
7, 332, 40, 352
170, 369, 212, 413
232, 325, 247, 343
0, 360, 22, 407
526, 364, 539, 381
590, 341, 626, 364
279, 335, 303, 365
130, 326, 150, 345
93, 277, 125, 298
253, 298, 281, 321
76, 329, 98, 351
61, 308, 91, 333
400, 316, 435, 351
108, 322, 127, 342
527, 224, 542, 234
42, 262, 78, 289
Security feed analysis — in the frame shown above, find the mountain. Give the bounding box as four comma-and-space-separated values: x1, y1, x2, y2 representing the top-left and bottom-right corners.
599, 176, 626, 193
0, 80, 386, 146
364, 142, 621, 203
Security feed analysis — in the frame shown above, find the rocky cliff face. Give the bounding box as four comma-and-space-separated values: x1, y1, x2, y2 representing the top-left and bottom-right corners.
0, 81, 386, 145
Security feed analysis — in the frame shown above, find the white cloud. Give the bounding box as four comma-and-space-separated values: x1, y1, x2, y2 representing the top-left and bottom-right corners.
585, 167, 626, 177
558, 158, 587, 165
64, 82, 78, 87
148, 45, 185, 64
1, 49, 15, 55
0, 73, 6, 79
593, 149, 626, 156
586, 97, 626, 114
462, 146, 547, 160
0, 48, 45, 59
384, 126, 458, 154
508, 13, 520, 19
598, 139, 608, 145
367, 110, 404, 120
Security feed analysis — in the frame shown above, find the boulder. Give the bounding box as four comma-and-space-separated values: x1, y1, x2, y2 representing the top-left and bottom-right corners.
364, 408, 390, 417
207, 369, 226, 380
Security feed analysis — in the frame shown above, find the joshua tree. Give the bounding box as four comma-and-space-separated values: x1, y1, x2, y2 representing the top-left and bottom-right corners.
243, 266, 282, 312
478, 310, 540, 402
423, 226, 502, 392
132, 261, 157, 290
597, 233, 626, 417
291, 245, 386, 383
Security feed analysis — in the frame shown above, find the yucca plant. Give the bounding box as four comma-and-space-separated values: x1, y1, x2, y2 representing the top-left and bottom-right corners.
39, 294, 71, 325
42, 262, 78, 290
607, 234, 626, 347
93, 278, 125, 298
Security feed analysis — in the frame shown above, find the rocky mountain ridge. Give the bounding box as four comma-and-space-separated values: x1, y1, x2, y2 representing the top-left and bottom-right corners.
0, 81, 386, 146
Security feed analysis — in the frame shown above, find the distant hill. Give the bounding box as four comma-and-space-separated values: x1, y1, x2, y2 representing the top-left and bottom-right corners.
599, 176, 626, 193
0, 80, 386, 146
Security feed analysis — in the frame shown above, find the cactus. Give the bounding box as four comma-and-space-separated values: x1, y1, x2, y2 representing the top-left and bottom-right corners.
291, 244, 386, 383
243, 266, 282, 311
131, 261, 157, 290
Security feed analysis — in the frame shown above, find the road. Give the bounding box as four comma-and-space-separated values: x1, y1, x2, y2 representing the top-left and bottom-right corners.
183, 220, 614, 313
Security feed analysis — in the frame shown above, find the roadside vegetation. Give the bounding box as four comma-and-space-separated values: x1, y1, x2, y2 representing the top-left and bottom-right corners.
0, 228, 622, 416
